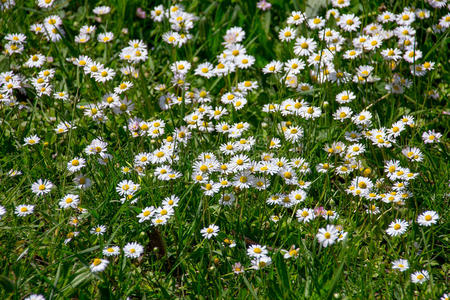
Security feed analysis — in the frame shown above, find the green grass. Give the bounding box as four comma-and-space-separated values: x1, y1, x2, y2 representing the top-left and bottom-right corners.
0, 0, 449, 299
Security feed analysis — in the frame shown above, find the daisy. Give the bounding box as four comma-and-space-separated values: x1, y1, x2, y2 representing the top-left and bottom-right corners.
262, 60, 283, 74
316, 225, 338, 247
235, 54, 255, 69
162, 195, 180, 207
137, 206, 155, 223
335, 91, 355, 104
103, 246, 120, 257
116, 180, 139, 196
24, 135, 40, 146
338, 14, 361, 31
90, 258, 109, 273
219, 193, 235, 206
278, 27, 296, 42
287, 11, 306, 25
24, 295, 45, 300
296, 208, 315, 223
251, 256, 272, 270
54, 91, 69, 101
403, 49, 422, 64
94, 67, 116, 82
422, 130, 442, 144
74, 174, 92, 189
247, 244, 268, 258
15, 204, 34, 217
90, 225, 107, 236
98, 32, 114, 43
386, 219, 409, 236
402, 147, 423, 162
417, 211, 439, 226
123, 242, 144, 258
93, 6, 111, 15
24, 54, 46, 68
284, 58, 305, 74
365, 204, 380, 215
381, 48, 402, 61
331, 0, 350, 8
294, 37, 317, 56
114, 81, 133, 94
67, 157, 86, 172
31, 179, 54, 196
150, 5, 165, 22
333, 106, 353, 122
378, 11, 395, 23
232, 262, 244, 274
391, 259, 409, 272
5, 33, 27, 44
0, 205, 6, 220
411, 270, 429, 284
194, 62, 214, 78
343, 49, 361, 60
397, 11, 415, 25
307, 16, 325, 29
284, 126, 304, 143
59, 194, 79, 209
201, 224, 219, 239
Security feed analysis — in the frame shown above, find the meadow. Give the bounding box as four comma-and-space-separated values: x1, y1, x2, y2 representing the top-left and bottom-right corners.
0, 0, 449, 299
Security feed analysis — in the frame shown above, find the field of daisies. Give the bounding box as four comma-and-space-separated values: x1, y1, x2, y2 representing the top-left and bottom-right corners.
0, 0, 449, 298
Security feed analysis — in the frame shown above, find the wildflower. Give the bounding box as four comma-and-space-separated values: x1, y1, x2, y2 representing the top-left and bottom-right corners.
333, 106, 353, 122
195, 62, 214, 78
262, 60, 282, 74
103, 246, 120, 257
294, 37, 317, 56
247, 244, 268, 258
232, 262, 245, 274
97, 32, 114, 43
90, 225, 107, 236
0, 205, 5, 220
90, 258, 109, 273
67, 157, 86, 172
93, 6, 111, 15
251, 256, 272, 270
287, 11, 305, 25
59, 194, 80, 209
386, 219, 408, 236
392, 259, 409, 272
307, 16, 325, 29
24, 135, 41, 146
417, 211, 439, 226
316, 225, 338, 247
422, 130, 442, 144
411, 270, 429, 284
201, 224, 219, 239
74, 174, 92, 189
402, 147, 423, 162
278, 27, 296, 42
24, 295, 46, 300
24, 54, 46, 68
137, 206, 155, 223
15, 205, 34, 217
123, 242, 144, 258
338, 14, 361, 31
31, 179, 54, 196
281, 245, 300, 259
